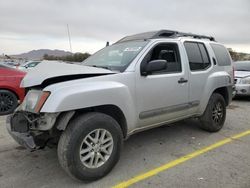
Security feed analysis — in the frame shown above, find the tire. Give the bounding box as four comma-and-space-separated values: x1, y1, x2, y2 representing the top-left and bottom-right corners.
0, 90, 18, 116
57, 112, 123, 181
199, 93, 226, 132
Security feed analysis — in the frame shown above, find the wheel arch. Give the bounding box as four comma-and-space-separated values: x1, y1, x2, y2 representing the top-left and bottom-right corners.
213, 87, 230, 106
55, 104, 128, 138
199, 84, 232, 116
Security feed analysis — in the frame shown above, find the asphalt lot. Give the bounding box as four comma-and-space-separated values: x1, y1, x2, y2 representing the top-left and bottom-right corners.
0, 98, 250, 188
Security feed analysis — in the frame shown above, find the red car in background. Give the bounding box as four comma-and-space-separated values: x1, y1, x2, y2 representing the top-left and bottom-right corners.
0, 63, 26, 115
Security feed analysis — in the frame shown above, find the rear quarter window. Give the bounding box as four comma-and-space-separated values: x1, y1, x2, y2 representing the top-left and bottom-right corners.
210, 44, 231, 66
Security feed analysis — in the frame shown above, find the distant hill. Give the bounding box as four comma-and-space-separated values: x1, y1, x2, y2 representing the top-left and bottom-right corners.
228, 48, 250, 61
12, 49, 73, 60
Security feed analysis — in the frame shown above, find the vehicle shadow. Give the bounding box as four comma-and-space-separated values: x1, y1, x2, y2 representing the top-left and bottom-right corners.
233, 95, 250, 101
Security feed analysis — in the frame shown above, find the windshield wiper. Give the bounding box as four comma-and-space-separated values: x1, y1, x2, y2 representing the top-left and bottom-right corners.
90, 65, 112, 70
84, 65, 121, 72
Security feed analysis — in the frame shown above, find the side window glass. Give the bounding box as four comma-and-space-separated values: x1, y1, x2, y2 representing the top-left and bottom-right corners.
210, 44, 231, 66
142, 43, 182, 74
198, 43, 210, 69
184, 42, 211, 71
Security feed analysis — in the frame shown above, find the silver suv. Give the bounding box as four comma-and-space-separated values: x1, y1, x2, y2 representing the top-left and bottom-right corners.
7, 30, 234, 181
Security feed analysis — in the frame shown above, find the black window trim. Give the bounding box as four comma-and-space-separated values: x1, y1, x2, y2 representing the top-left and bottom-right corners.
184, 41, 212, 72
141, 42, 183, 75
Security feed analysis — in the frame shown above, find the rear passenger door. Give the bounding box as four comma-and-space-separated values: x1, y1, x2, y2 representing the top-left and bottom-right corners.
184, 41, 212, 113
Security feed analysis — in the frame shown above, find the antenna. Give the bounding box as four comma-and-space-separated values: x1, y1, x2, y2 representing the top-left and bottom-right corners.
67, 24, 72, 52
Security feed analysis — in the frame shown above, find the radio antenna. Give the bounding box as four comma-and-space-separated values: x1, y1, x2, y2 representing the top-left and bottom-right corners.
67, 24, 72, 52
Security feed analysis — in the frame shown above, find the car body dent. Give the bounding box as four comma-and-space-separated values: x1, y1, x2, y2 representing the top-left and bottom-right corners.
21, 61, 114, 88
41, 72, 137, 133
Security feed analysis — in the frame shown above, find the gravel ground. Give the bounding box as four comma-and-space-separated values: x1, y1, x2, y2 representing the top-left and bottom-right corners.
0, 98, 249, 188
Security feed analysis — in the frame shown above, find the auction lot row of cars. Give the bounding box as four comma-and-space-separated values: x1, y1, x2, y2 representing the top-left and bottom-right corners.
0, 30, 250, 183
0, 61, 42, 115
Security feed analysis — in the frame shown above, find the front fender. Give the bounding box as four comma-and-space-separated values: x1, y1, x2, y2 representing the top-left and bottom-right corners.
41, 81, 136, 129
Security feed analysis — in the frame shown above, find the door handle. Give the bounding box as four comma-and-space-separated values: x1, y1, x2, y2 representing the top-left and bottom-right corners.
178, 78, 188, 84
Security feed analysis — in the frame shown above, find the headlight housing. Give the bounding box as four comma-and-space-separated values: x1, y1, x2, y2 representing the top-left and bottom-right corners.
21, 90, 50, 113
240, 77, 250, 84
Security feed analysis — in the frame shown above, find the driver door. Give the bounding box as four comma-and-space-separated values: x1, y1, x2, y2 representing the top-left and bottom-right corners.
135, 42, 189, 128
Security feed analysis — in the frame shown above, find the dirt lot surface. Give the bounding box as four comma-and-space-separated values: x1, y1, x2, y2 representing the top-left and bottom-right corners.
0, 98, 250, 188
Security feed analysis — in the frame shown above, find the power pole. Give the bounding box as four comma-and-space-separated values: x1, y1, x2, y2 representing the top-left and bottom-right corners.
67, 24, 72, 52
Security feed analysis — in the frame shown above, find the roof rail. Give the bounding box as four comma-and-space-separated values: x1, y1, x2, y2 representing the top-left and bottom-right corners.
116, 30, 215, 43
175, 32, 215, 41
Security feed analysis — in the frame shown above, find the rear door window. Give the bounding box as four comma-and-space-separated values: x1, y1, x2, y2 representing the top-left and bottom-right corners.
184, 42, 211, 71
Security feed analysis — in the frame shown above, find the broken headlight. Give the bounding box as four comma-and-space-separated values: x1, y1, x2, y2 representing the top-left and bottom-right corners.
21, 90, 50, 113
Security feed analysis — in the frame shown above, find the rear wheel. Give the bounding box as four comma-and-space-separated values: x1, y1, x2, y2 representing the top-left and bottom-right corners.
199, 93, 226, 132
0, 90, 18, 115
57, 112, 123, 181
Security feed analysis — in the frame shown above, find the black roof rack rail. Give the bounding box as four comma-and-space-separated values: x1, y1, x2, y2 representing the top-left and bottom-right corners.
175, 32, 215, 41
116, 30, 215, 43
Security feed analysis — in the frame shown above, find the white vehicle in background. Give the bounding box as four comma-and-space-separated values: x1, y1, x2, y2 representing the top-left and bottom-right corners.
18, 61, 41, 71
3, 61, 20, 68
234, 61, 250, 96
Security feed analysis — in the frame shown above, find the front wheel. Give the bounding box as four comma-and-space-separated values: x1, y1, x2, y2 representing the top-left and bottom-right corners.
57, 112, 123, 181
199, 93, 226, 132
0, 90, 18, 115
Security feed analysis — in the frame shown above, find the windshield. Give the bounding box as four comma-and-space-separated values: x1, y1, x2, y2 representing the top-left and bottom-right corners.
82, 40, 148, 72
22, 61, 40, 67
234, 61, 250, 71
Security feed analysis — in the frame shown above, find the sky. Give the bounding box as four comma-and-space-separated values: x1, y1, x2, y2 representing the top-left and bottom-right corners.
0, 0, 249, 55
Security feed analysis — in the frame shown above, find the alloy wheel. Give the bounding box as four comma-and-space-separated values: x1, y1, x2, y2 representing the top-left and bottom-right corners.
212, 101, 223, 124
79, 129, 114, 169
0, 92, 15, 113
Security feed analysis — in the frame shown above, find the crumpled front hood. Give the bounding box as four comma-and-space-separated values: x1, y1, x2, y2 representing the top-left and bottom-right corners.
235, 71, 250, 78
21, 61, 114, 88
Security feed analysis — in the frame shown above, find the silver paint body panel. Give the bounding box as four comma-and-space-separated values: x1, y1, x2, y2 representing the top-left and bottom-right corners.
21, 38, 233, 136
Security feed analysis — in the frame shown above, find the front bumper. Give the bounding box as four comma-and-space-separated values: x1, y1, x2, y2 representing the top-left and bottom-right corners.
235, 84, 250, 96
6, 115, 37, 150
6, 111, 54, 150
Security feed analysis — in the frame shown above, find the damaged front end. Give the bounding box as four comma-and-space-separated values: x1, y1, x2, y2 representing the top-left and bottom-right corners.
6, 61, 114, 150
6, 111, 59, 150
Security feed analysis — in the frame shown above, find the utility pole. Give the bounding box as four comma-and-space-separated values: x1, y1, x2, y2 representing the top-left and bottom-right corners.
67, 24, 72, 52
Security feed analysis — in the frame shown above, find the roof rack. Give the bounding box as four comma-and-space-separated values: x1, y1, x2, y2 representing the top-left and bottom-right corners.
175, 32, 215, 41
116, 30, 215, 43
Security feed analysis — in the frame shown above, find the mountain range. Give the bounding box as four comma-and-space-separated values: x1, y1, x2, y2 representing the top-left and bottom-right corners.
11, 49, 73, 60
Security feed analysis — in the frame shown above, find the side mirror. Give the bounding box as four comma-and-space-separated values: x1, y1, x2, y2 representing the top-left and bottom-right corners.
142, 60, 167, 76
